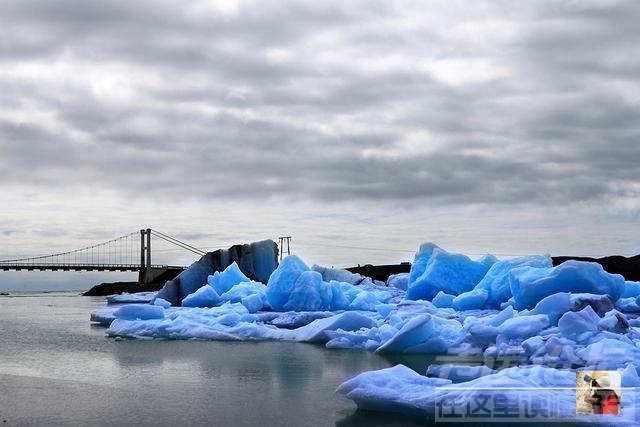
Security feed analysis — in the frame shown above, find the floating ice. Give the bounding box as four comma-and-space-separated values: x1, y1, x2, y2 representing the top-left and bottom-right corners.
497, 313, 549, 339
113, 304, 165, 321
90, 307, 118, 326
337, 365, 577, 419
209, 262, 251, 295
376, 314, 464, 354
557, 306, 600, 340
337, 364, 451, 415
220, 280, 266, 303
454, 255, 552, 310
311, 264, 365, 285
529, 292, 615, 325
266, 255, 311, 311
621, 280, 640, 298
153, 298, 172, 308
182, 285, 221, 308
510, 260, 625, 309
107, 291, 157, 304
265, 255, 392, 312
431, 291, 455, 308
426, 364, 496, 383
293, 311, 378, 343
406, 246, 490, 301
452, 289, 488, 311
155, 240, 278, 306
92, 241, 640, 421
386, 273, 409, 290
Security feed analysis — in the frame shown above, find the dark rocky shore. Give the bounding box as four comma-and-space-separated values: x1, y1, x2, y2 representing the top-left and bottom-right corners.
84, 253, 640, 297
83, 281, 167, 296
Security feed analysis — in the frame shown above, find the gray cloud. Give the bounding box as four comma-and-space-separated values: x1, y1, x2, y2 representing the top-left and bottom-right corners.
0, 0, 638, 210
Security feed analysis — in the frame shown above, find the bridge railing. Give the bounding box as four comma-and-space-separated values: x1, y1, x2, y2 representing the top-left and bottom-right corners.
0, 229, 208, 271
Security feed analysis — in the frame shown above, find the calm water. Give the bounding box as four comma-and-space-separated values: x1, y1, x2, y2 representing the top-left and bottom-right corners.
0, 293, 428, 426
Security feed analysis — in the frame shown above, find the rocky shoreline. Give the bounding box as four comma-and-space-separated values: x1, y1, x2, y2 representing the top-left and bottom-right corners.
83, 253, 640, 297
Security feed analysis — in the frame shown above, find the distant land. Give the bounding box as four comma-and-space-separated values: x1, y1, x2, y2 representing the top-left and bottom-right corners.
83, 254, 640, 297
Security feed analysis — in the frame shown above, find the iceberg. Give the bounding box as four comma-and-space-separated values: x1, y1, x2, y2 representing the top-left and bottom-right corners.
453, 255, 552, 309
497, 313, 549, 339
376, 314, 464, 354
155, 240, 278, 306
431, 291, 455, 308
91, 240, 640, 421
209, 262, 251, 295
182, 285, 221, 308
112, 304, 165, 321
265, 255, 311, 311
386, 273, 409, 290
337, 365, 579, 420
510, 260, 625, 309
406, 247, 490, 301
311, 264, 366, 285
107, 291, 157, 304
621, 280, 640, 298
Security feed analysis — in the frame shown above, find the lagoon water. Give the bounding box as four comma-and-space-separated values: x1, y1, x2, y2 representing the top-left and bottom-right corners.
0, 293, 426, 426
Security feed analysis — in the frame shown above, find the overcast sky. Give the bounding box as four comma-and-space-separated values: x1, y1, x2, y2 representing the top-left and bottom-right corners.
1, 0, 639, 289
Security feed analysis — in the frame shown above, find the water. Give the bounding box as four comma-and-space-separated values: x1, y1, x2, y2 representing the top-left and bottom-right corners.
0, 293, 427, 426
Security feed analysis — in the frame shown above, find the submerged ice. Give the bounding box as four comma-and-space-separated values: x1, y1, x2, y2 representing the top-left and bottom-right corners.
92, 241, 640, 422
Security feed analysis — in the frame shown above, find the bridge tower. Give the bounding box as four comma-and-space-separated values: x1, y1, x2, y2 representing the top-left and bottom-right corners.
139, 228, 152, 284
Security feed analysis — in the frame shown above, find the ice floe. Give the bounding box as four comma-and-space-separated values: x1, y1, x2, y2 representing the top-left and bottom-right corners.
91, 241, 640, 422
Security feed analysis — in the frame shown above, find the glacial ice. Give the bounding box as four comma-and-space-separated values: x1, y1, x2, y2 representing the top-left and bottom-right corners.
107, 291, 157, 304
431, 291, 455, 308
386, 273, 409, 290
182, 285, 221, 308
406, 247, 490, 301
622, 280, 640, 298
337, 365, 579, 418
453, 255, 552, 309
92, 240, 640, 422
112, 304, 165, 321
510, 260, 625, 309
209, 262, 250, 295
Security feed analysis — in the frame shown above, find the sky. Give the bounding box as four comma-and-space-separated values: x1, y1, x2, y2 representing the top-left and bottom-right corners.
1, 0, 639, 290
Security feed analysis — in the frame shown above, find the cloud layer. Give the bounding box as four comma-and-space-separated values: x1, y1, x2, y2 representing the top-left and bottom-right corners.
1, 0, 638, 209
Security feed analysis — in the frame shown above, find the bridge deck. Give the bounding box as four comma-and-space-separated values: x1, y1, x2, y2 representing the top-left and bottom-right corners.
0, 264, 173, 272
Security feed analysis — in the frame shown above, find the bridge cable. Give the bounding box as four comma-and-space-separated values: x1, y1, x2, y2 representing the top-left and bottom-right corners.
0, 231, 140, 264
149, 229, 206, 256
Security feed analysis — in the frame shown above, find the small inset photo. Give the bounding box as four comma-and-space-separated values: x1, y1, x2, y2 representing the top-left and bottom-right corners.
576, 370, 621, 415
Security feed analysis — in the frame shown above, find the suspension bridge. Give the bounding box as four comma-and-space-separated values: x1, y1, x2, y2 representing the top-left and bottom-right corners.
0, 229, 205, 284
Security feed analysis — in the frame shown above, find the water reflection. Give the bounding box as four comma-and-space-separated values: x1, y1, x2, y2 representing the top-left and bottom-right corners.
1, 294, 454, 426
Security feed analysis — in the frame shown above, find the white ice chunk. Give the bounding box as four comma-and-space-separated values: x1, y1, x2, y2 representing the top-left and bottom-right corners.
432, 291, 455, 308
266, 255, 311, 311
182, 285, 221, 308
337, 364, 451, 415
406, 247, 490, 301
241, 293, 265, 313
311, 264, 365, 285
510, 261, 625, 310
113, 304, 165, 320
426, 364, 495, 383
209, 262, 250, 295
454, 255, 552, 310
557, 306, 600, 339
292, 312, 378, 342
107, 291, 157, 304
621, 280, 640, 298
497, 314, 549, 339
377, 314, 464, 354
387, 273, 409, 290
337, 365, 576, 419
153, 298, 172, 308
